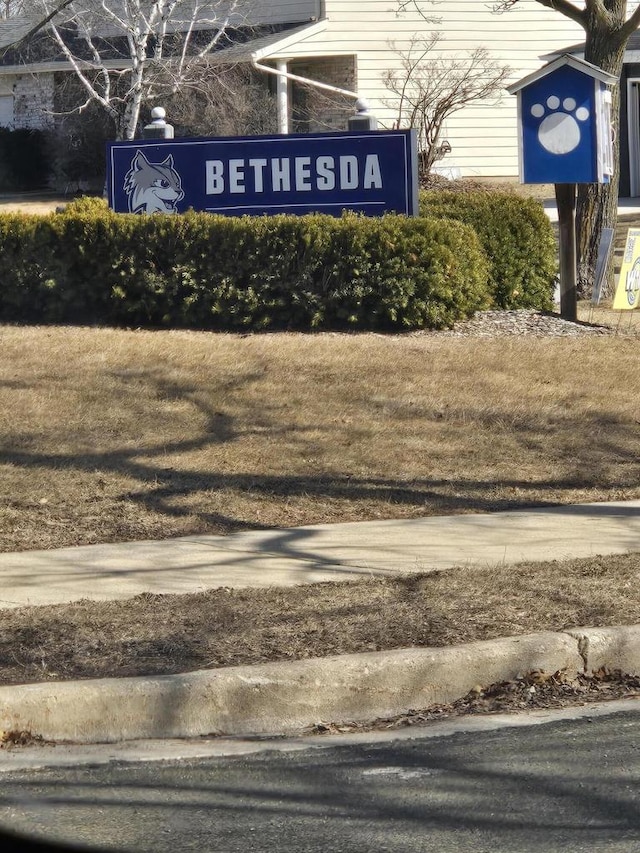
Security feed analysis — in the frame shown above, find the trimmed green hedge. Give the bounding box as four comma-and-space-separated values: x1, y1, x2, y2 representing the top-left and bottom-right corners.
420, 190, 557, 310
0, 203, 491, 331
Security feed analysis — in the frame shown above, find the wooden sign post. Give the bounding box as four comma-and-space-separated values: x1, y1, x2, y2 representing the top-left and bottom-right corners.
554, 182, 578, 321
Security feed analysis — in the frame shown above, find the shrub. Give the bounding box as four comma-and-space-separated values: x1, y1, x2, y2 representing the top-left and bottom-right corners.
0, 208, 491, 331
61, 195, 110, 215
419, 189, 557, 310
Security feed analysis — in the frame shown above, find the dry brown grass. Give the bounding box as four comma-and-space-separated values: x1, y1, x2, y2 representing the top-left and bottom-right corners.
0, 552, 637, 685
0, 194, 69, 215
1, 322, 639, 553
0, 320, 639, 685
581, 301, 640, 333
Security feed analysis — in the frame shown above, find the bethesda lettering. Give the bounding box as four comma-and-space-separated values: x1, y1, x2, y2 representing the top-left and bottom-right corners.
205, 155, 383, 195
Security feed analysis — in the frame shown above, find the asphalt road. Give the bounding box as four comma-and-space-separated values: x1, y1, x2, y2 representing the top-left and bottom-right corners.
1, 706, 639, 853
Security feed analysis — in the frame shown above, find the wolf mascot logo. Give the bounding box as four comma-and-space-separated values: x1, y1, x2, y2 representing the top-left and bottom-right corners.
124, 150, 185, 214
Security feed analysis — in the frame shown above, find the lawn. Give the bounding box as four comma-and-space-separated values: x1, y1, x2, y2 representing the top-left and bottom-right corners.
0, 316, 639, 687
0, 318, 638, 554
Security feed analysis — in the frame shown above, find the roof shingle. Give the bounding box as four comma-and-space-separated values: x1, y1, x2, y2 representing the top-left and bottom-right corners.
0, 15, 39, 50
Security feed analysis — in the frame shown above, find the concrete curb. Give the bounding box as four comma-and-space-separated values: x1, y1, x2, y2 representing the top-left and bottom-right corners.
565, 625, 640, 675
1, 626, 639, 745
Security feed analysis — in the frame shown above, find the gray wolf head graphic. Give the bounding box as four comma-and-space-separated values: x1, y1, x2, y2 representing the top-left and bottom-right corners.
124, 150, 185, 214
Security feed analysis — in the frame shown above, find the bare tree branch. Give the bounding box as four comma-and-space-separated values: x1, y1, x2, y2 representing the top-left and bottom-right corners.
396, 0, 440, 24
6, 0, 76, 41
383, 34, 510, 175
0, 0, 27, 18
18, 0, 249, 139
618, 2, 640, 41
492, 0, 586, 26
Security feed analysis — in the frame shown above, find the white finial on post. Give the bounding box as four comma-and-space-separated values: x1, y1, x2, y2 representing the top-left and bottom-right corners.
348, 97, 378, 131
142, 107, 174, 139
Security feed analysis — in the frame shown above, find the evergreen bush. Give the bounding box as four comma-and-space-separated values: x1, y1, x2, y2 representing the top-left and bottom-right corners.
0, 203, 491, 331
420, 189, 557, 310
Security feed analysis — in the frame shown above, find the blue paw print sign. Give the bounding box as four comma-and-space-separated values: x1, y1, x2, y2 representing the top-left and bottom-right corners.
508, 55, 617, 184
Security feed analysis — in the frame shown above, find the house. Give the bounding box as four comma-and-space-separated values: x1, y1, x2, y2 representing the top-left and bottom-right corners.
620, 31, 640, 195
0, 1, 588, 181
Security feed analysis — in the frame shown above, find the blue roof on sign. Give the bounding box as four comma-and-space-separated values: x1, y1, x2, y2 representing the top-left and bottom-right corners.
507, 54, 617, 94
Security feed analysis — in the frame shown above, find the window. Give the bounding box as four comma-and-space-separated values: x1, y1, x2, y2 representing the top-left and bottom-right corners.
0, 93, 13, 128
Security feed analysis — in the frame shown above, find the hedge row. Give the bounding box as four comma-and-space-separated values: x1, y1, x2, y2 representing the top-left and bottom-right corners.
419, 190, 557, 311
0, 191, 557, 330
0, 204, 492, 331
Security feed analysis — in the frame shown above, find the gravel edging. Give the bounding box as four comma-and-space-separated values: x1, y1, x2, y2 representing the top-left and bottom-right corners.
432, 309, 623, 338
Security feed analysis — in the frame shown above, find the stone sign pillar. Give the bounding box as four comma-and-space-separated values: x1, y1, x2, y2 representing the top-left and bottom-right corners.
142, 107, 174, 140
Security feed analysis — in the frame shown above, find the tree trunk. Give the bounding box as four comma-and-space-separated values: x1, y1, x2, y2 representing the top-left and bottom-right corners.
576, 9, 626, 298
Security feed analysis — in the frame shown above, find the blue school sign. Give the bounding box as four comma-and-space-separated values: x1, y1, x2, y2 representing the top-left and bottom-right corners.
106, 129, 419, 217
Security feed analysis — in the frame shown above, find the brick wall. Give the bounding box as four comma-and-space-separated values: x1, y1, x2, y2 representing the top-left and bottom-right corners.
10, 72, 55, 130
289, 56, 357, 132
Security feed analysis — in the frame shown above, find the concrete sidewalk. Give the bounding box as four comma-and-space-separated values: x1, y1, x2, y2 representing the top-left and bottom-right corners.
1, 500, 639, 750
0, 500, 639, 610
543, 196, 640, 222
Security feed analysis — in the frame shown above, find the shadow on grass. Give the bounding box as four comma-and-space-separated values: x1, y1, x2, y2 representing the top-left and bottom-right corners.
0, 367, 638, 539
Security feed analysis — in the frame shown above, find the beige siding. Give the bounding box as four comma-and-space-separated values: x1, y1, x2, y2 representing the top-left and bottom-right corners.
267, 0, 589, 177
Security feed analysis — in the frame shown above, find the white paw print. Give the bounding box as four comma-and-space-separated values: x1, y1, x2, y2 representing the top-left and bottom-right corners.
531, 95, 590, 155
